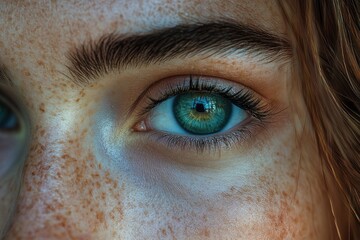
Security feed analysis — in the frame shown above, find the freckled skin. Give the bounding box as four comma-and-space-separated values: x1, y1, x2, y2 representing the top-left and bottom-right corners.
0, 0, 346, 239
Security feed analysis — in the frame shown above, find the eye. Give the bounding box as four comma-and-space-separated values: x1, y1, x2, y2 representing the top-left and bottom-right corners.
0, 92, 28, 238
0, 93, 27, 177
0, 99, 19, 131
133, 75, 271, 151
149, 92, 248, 135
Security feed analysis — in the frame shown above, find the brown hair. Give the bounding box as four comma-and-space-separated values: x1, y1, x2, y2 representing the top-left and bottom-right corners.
279, 0, 359, 238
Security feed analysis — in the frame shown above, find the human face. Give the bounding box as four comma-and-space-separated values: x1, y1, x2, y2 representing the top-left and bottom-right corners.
0, 0, 344, 239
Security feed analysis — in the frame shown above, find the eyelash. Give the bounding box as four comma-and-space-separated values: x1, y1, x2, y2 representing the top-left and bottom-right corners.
138, 75, 272, 152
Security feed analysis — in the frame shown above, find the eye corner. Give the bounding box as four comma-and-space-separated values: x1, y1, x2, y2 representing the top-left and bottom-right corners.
132, 120, 148, 132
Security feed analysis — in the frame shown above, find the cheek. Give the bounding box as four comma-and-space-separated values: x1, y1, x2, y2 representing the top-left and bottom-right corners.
5, 85, 334, 240
92, 122, 332, 239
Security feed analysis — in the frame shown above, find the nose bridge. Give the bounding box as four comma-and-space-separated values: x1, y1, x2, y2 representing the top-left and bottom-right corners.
5, 121, 74, 235
5, 129, 76, 238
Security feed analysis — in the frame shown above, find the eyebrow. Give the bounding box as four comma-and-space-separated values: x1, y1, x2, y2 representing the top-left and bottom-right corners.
66, 21, 291, 86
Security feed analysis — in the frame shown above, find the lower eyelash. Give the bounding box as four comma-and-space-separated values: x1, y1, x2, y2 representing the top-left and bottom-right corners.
148, 119, 265, 153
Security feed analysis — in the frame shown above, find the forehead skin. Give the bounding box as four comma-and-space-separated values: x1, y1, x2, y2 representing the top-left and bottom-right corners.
0, 0, 342, 239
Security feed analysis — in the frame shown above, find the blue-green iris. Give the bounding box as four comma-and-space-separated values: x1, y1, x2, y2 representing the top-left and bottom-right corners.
173, 92, 232, 135
0, 102, 17, 130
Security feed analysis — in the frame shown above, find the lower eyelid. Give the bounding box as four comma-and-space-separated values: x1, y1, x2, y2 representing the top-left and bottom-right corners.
133, 117, 266, 156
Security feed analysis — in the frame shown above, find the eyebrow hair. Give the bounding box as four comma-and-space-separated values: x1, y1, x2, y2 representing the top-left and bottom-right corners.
66, 21, 291, 86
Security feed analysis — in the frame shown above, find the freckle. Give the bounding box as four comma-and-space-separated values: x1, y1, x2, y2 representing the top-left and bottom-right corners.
259, 175, 267, 184
161, 228, 167, 236
101, 192, 106, 200
39, 129, 46, 136
202, 228, 210, 237
79, 89, 86, 97
108, 21, 116, 31
268, 189, 275, 198
96, 211, 104, 223
37, 60, 45, 66
65, 209, 72, 216
168, 225, 175, 238
22, 69, 31, 77
91, 173, 100, 178
39, 103, 45, 113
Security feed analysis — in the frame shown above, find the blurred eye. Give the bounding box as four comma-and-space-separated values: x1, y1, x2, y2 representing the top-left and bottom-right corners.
149, 92, 248, 135
0, 99, 19, 131
0, 94, 26, 177
0, 92, 28, 238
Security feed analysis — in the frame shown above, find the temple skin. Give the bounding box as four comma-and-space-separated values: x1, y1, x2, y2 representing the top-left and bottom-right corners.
0, 0, 347, 239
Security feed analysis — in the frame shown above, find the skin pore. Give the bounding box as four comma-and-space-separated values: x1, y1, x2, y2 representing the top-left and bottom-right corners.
0, 0, 346, 239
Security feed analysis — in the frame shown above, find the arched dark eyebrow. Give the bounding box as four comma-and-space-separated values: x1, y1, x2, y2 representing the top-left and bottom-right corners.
66, 21, 291, 86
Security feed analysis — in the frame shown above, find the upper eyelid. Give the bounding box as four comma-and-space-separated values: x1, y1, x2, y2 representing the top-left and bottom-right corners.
142, 78, 246, 113
131, 75, 271, 121
125, 75, 232, 118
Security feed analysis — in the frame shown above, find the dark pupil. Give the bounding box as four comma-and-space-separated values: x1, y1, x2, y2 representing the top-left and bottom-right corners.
195, 103, 206, 112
